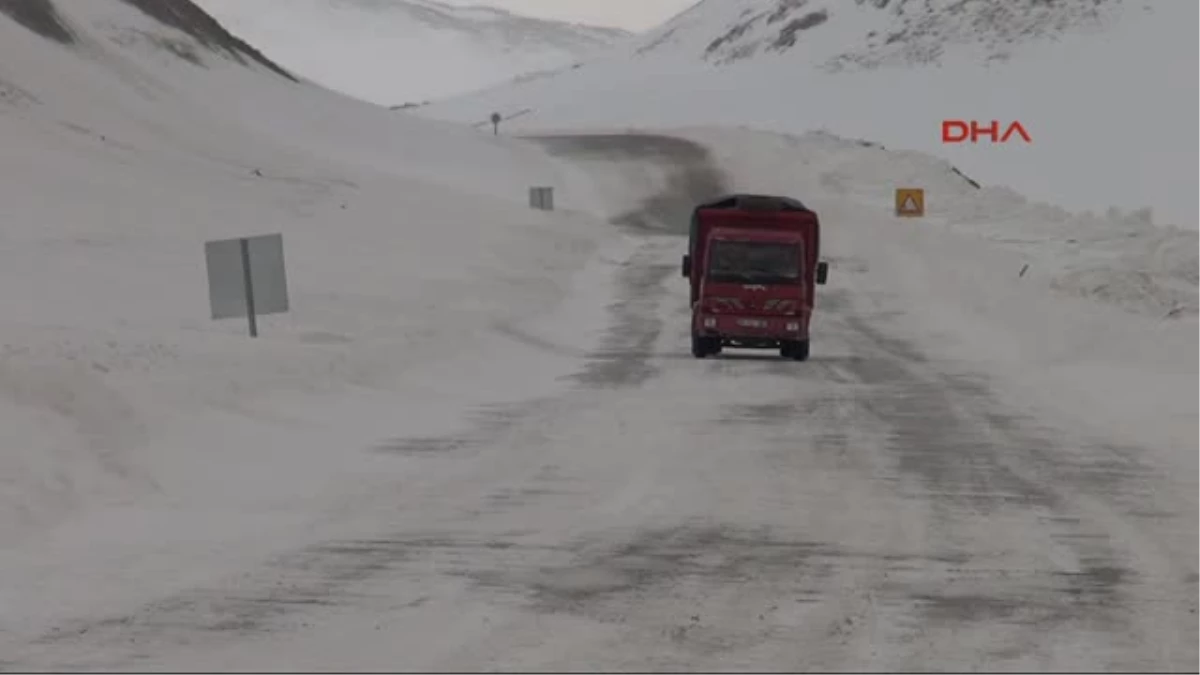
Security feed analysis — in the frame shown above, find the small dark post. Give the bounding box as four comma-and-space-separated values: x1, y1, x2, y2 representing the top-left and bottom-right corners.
491, 112, 501, 135
239, 237, 258, 338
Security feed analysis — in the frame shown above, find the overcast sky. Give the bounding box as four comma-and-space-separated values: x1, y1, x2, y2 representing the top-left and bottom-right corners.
439, 0, 699, 32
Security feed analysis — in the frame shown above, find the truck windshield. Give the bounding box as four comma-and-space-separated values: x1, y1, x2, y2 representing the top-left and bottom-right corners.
707, 240, 801, 284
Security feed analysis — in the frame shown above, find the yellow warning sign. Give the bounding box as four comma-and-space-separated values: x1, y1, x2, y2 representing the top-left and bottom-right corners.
895, 188, 925, 217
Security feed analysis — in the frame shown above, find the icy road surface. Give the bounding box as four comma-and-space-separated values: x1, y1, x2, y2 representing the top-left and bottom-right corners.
3, 135, 1196, 672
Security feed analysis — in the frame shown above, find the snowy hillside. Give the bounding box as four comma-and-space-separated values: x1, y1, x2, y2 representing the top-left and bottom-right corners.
637, 0, 1126, 67
0, 0, 625, 557
193, 0, 630, 106
421, 0, 1198, 233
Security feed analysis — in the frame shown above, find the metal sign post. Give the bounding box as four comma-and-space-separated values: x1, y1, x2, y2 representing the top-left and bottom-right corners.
239, 237, 258, 337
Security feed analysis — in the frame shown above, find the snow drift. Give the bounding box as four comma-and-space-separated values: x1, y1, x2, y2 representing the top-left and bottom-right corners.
193, 0, 631, 106
0, 0, 629, 546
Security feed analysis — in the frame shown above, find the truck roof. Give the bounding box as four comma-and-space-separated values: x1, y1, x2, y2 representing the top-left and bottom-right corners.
695, 194, 812, 214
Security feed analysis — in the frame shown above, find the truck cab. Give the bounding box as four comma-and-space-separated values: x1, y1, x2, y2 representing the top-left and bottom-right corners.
681, 194, 828, 360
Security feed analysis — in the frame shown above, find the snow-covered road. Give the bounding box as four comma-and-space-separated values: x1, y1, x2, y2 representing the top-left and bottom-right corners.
2, 134, 1195, 672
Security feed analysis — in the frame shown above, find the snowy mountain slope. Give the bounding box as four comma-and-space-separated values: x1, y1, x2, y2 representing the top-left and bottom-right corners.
0, 0, 627, 554
637, 0, 1126, 67
0, 0, 297, 78
192, 0, 631, 106
421, 0, 1198, 234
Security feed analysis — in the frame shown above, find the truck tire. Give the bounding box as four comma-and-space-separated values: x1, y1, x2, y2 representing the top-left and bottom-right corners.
692, 335, 720, 358
781, 339, 810, 361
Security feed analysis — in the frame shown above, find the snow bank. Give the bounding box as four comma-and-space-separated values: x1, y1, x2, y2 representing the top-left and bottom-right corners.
0, 0, 623, 550
732, 129, 1200, 320
527, 124, 1198, 321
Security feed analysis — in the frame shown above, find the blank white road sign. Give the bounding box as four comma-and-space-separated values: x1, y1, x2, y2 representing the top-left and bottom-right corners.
205, 233, 289, 320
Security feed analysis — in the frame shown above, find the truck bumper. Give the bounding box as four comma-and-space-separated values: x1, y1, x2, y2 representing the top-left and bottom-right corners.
694, 314, 807, 346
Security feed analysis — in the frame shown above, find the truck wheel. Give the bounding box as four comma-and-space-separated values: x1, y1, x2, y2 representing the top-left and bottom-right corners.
693, 335, 721, 358
782, 340, 810, 361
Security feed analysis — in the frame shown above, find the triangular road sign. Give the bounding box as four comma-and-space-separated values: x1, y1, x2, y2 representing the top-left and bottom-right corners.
895, 188, 925, 217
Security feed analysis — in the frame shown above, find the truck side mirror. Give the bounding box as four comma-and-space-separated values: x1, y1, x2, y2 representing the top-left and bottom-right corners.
816, 261, 829, 285
681, 254, 692, 278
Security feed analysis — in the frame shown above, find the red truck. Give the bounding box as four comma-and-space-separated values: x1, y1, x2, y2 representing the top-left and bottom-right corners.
681, 194, 828, 360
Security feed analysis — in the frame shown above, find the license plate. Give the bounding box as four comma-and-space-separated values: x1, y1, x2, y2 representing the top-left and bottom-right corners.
737, 318, 768, 328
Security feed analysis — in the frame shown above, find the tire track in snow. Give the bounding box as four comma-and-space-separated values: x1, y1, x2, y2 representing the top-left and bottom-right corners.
745, 287, 1170, 669
502, 133, 731, 389
423, 267, 1194, 671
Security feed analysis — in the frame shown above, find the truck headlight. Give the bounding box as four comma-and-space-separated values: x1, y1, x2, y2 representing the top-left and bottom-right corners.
703, 317, 717, 328
786, 322, 800, 331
